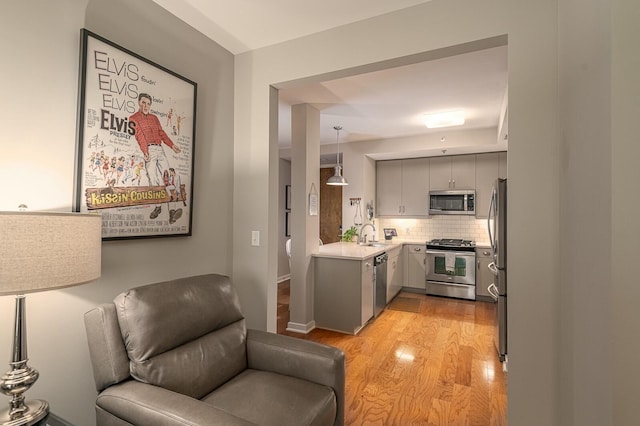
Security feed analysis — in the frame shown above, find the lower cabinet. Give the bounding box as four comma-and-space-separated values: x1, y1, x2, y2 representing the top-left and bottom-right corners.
315, 256, 374, 334
404, 244, 426, 291
386, 246, 403, 302
475, 247, 494, 301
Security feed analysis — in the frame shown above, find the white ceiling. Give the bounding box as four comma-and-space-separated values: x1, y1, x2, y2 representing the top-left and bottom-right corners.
152, 0, 434, 54
153, 0, 508, 161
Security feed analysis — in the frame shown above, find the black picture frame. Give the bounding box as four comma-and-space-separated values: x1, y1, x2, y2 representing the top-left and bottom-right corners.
285, 184, 291, 210
285, 211, 291, 237
74, 29, 197, 240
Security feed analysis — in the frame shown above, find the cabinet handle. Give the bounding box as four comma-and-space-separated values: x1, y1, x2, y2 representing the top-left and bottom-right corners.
483, 251, 490, 256
414, 247, 421, 252
452, 179, 455, 188
478, 260, 480, 269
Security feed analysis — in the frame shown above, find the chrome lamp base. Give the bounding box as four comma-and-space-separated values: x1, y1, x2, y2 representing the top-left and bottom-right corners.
0, 400, 48, 426
0, 296, 49, 426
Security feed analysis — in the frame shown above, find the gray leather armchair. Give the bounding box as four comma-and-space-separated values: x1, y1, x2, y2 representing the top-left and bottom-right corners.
84, 274, 345, 425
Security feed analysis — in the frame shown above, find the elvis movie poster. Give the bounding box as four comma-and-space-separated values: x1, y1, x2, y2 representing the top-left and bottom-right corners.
74, 29, 196, 240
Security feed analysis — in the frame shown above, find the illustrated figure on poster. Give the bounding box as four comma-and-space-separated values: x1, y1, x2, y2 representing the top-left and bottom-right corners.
114, 156, 125, 185
121, 154, 136, 184
165, 167, 184, 224
102, 155, 110, 180
166, 107, 174, 127
176, 113, 187, 135
129, 93, 181, 219
134, 161, 145, 186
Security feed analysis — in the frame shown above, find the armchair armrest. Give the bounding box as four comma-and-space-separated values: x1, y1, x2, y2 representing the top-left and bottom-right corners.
97, 380, 256, 426
246, 329, 345, 426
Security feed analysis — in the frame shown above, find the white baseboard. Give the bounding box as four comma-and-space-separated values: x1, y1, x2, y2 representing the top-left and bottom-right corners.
286, 320, 316, 334
277, 274, 291, 283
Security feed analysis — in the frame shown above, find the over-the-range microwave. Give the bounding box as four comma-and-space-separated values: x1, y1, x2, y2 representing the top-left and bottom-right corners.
429, 190, 476, 215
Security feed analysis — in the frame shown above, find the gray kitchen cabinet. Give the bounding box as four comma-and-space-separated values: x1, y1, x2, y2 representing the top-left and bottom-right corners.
314, 256, 374, 334
429, 154, 476, 190
404, 244, 426, 291
386, 246, 403, 302
376, 158, 429, 216
499, 151, 508, 178
475, 247, 494, 301
475, 153, 500, 218
475, 152, 507, 218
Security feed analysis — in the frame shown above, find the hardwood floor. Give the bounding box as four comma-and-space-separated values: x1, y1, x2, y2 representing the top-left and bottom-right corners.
278, 280, 507, 425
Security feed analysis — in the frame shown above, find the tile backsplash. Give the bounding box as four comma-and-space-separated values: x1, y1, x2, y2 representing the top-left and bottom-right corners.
375, 215, 490, 246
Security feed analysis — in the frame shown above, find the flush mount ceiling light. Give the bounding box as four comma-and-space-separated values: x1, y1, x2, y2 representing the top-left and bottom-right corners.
424, 110, 465, 129
327, 125, 348, 186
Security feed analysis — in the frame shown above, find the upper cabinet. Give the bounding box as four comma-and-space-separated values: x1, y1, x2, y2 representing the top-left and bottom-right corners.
376, 153, 506, 218
475, 152, 508, 218
498, 151, 507, 178
429, 155, 476, 190
377, 158, 429, 216
475, 153, 500, 218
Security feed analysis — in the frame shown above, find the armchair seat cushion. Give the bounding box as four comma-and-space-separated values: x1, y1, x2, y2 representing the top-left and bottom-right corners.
203, 369, 336, 426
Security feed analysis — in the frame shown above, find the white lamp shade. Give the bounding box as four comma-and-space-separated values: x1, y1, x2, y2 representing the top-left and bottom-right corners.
0, 212, 102, 295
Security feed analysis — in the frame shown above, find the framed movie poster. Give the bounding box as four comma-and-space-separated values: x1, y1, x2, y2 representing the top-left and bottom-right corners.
74, 29, 196, 240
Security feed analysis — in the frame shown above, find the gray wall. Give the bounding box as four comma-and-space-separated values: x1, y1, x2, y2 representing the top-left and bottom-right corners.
233, 0, 637, 425
0, 1, 234, 424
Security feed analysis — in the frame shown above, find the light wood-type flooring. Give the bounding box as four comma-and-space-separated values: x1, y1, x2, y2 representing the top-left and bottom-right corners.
277, 280, 507, 425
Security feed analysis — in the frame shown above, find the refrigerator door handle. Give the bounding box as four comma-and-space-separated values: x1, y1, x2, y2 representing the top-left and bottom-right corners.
488, 261, 498, 276
487, 283, 499, 301
487, 188, 496, 253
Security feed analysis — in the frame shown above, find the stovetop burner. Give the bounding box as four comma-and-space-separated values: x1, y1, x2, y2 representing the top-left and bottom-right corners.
426, 238, 476, 251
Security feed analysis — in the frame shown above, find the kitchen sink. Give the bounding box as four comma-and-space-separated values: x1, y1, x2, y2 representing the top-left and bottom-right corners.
358, 242, 387, 247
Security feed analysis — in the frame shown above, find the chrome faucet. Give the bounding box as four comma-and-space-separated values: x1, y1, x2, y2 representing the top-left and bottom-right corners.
358, 223, 376, 244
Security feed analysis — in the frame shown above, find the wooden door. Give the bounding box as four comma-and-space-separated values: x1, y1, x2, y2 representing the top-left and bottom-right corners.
320, 167, 342, 243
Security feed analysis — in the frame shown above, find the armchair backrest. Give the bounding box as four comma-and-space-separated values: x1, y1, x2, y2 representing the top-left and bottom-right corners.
85, 274, 248, 399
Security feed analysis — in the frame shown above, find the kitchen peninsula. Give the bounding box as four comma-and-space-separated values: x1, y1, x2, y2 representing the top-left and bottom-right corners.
313, 241, 403, 334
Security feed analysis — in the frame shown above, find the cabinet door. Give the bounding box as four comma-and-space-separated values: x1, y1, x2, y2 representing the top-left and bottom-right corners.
387, 248, 403, 302
361, 259, 374, 326
404, 245, 426, 290
475, 153, 499, 219
376, 160, 402, 215
429, 157, 452, 190
451, 154, 476, 189
475, 248, 494, 299
401, 158, 429, 216
498, 151, 508, 178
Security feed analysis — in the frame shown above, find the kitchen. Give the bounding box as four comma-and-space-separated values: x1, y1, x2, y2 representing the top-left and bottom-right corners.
278, 42, 508, 338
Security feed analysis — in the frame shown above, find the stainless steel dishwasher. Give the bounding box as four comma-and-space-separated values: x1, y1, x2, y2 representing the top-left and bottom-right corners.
374, 252, 388, 317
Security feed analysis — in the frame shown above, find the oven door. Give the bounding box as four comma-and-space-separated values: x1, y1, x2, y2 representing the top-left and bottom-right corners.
426, 250, 476, 285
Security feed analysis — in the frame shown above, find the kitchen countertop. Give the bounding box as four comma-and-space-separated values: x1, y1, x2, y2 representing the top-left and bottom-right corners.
312, 241, 404, 260
312, 239, 491, 260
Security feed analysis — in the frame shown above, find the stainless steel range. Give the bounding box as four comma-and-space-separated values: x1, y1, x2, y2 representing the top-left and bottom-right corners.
425, 238, 476, 300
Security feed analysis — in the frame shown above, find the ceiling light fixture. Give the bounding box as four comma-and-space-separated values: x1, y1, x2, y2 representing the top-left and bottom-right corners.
327, 125, 348, 186
424, 110, 465, 129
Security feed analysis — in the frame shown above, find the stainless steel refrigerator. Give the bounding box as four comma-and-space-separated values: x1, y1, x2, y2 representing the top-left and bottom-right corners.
487, 178, 507, 362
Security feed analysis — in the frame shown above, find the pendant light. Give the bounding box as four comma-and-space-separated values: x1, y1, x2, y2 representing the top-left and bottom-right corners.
327, 125, 348, 186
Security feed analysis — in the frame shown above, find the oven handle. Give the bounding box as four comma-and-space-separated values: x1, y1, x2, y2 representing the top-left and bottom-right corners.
487, 283, 499, 301
426, 249, 475, 257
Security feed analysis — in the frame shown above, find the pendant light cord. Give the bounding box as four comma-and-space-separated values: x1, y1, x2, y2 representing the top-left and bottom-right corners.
334, 125, 342, 166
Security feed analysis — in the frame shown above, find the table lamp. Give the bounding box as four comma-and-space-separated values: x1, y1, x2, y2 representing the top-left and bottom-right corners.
0, 211, 101, 425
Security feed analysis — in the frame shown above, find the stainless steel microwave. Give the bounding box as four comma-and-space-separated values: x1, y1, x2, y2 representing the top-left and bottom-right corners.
429, 190, 476, 215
